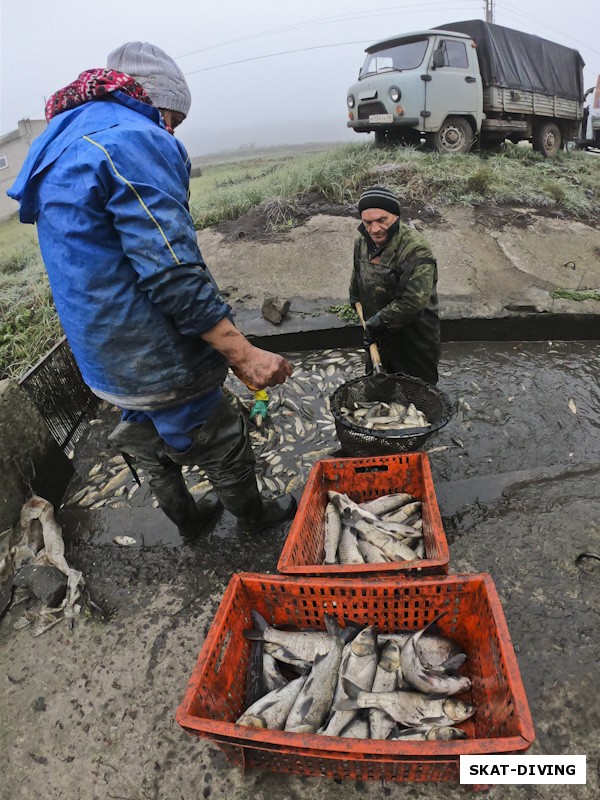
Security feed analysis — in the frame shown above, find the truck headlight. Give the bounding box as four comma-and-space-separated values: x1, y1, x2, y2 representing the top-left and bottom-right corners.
389, 86, 401, 102
347, 94, 355, 109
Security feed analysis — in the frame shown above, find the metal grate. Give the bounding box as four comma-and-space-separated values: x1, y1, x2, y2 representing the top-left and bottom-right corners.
18, 336, 99, 454
357, 101, 387, 120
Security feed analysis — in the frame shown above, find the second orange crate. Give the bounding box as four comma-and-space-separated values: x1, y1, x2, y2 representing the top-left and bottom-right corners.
277, 452, 449, 576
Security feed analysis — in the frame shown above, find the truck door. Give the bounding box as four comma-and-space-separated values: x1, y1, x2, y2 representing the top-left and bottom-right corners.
585, 74, 600, 143
422, 36, 481, 131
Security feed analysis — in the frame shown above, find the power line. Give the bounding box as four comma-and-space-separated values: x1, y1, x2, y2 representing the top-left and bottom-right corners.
175, 1, 482, 60
183, 41, 373, 76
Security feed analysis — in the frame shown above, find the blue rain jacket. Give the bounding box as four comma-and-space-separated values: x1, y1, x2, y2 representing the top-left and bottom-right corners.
8, 93, 231, 409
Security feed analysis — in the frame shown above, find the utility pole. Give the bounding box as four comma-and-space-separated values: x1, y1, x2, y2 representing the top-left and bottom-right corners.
485, 0, 495, 23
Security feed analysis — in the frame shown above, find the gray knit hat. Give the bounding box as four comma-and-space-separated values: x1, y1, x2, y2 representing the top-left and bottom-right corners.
358, 186, 401, 216
106, 41, 191, 118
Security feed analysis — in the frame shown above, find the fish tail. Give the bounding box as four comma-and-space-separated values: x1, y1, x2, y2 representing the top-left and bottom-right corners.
333, 698, 360, 712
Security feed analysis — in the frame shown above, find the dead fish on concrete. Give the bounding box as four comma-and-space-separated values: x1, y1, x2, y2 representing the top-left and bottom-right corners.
113, 536, 137, 546
340, 400, 430, 431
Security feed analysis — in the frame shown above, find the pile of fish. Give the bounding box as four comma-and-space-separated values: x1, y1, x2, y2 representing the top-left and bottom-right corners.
323, 490, 425, 565
237, 611, 473, 741
339, 400, 430, 431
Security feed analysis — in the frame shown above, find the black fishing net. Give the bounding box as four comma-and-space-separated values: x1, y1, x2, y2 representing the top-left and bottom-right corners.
330, 372, 453, 456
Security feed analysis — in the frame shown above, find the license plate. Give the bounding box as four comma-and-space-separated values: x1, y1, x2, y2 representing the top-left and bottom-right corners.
369, 114, 393, 124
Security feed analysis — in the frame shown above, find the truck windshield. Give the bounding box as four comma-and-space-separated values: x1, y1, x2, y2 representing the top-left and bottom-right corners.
360, 39, 429, 77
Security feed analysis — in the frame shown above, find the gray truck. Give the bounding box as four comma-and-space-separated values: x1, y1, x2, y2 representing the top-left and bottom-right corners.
346, 19, 585, 157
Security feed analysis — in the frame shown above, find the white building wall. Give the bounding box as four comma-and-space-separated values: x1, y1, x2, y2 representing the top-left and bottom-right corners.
0, 119, 47, 222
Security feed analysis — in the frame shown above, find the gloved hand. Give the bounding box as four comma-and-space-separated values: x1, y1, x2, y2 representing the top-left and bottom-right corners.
249, 390, 269, 426
363, 313, 386, 348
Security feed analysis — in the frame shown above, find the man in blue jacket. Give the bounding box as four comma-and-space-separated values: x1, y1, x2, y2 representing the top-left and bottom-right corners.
8, 42, 296, 537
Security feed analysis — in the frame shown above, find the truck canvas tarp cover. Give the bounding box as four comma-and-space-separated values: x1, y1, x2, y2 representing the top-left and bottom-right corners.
437, 20, 584, 101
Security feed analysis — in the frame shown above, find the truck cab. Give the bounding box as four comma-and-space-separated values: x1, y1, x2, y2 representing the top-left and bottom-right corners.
346, 29, 483, 153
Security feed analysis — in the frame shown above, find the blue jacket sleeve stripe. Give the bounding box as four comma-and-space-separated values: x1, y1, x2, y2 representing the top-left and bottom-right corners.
83, 134, 181, 266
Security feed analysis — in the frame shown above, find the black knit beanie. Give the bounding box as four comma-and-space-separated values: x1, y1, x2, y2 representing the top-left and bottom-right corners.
358, 186, 401, 216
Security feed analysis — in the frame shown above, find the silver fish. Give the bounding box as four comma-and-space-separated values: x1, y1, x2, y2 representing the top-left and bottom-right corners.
337, 526, 365, 564
321, 626, 378, 736
400, 616, 471, 696
377, 631, 467, 672
357, 539, 390, 564
323, 502, 342, 565
244, 611, 334, 664
389, 725, 467, 741
285, 621, 345, 734
369, 639, 402, 740
237, 675, 307, 729
262, 651, 288, 693
384, 501, 422, 524
352, 520, 419, 562
339, 715, 370, 738
327, 491, 380, 524
360, 493, 415, 516
335, 684, 475, 729
263, 642, 312, 671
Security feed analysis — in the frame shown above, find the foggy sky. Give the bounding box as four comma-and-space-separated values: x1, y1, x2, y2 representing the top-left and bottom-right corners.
1, 0, 599, 157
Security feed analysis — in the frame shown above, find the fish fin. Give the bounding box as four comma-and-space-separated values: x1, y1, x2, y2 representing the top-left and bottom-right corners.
441, 653, 467, 671
412, 611, 448, 645
243, 629, 264, 641
420, 715, 446, 725
340, 620, 364, 644
393, 727, 426, 737
387, 724, 402, 739
324, 614, 343, 639
297, 695, 314, 718
250, 610, 269, 630
341, 676, 361, 699
333, 698, 360, 712
425, 692, 449, 701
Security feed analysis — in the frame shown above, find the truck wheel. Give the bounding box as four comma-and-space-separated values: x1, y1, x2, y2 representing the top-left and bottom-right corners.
432, 117, 474, 154
533, 122, 561, 157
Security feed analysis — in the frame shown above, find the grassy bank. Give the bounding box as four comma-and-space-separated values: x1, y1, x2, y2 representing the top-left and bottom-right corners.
189, 142, 600, 227
1, 141, 599, 380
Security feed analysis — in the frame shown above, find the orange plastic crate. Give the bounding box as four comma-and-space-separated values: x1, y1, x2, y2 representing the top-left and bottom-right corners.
176, 573, 535, 786
277, 453, 449, 576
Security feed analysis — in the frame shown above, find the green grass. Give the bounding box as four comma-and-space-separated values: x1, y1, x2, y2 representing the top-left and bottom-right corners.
552, 287, 600, 302
188, 142, 600, 227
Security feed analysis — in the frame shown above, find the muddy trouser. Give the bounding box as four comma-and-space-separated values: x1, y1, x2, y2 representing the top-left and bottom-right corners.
366, 327, 440, 385
108, 395, 263, 528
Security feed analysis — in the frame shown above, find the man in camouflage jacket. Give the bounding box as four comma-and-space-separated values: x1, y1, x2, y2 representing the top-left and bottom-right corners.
349, 186, 440, 384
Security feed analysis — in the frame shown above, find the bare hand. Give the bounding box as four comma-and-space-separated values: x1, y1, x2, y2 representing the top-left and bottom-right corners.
232, 347, 292, 390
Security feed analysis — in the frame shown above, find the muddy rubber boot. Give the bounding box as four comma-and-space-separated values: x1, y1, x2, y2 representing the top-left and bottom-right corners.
162, 396, 296, 531
108, 420, 222, 537
235, 493, 298, 533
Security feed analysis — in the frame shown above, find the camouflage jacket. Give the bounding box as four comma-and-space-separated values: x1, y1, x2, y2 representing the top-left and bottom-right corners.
349, 220, 440, 383
349, 220, 439, 329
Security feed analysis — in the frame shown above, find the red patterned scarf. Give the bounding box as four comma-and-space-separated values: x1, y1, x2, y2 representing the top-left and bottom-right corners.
45, 68, 153, 122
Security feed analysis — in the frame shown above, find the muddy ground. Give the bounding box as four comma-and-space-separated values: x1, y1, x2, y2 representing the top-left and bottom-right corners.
1, 341, 599, 799
198, 200, 600, 320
